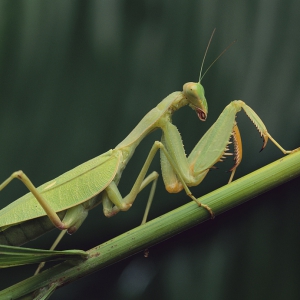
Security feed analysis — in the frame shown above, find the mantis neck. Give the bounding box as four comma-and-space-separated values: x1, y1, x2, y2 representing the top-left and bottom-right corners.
115, 91, 188, 165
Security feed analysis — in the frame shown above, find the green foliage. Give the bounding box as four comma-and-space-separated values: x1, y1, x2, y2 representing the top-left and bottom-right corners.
0, 245, 87, 268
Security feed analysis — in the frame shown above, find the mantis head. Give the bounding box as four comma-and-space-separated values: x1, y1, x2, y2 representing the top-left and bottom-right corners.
183, 29, 235, 122
183, 81, 208, 121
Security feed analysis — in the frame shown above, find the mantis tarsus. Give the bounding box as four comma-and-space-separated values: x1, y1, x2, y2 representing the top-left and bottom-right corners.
0, 34, 297, 251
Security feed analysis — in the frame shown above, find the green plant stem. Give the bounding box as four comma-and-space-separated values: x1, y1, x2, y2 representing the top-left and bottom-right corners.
1, 150, 300, 299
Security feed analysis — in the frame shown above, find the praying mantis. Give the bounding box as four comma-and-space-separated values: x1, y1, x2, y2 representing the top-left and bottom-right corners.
0, 33, 296, 251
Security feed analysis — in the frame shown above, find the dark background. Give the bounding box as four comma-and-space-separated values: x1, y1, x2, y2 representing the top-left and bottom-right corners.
1, 1, 300, 299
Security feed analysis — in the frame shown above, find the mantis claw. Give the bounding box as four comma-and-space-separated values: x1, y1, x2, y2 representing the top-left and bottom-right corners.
259, 134, 269, 152
190, 195, 215, 219
200, 203, 215, 219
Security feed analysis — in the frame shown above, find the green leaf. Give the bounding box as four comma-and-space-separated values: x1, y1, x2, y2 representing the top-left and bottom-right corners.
0, 245, 87, 268
32, 283, 58, 300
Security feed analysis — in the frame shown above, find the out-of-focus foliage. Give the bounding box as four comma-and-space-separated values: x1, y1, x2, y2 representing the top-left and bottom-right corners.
0, 1, 299, 299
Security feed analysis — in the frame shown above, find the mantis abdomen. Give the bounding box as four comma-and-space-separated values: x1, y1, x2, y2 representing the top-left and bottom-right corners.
0, 211, 66, 246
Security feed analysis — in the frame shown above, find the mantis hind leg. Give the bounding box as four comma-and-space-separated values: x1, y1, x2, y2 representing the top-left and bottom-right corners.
0, 171, 66, 230
0, 172, 92, 234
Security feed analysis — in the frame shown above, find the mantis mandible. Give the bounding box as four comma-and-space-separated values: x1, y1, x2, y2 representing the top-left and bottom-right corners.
0, 32, 296, 249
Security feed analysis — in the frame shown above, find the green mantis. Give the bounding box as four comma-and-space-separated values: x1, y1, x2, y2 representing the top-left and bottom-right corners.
0, 35, 296, 250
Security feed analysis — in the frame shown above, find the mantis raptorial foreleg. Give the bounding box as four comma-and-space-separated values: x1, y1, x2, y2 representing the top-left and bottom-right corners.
159, 99, 297, 203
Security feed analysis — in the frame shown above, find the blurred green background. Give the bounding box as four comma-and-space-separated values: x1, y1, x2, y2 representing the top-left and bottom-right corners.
1, 0, 300, 299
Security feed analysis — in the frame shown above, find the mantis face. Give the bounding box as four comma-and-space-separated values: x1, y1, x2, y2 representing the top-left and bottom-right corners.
183, 82, 208, 121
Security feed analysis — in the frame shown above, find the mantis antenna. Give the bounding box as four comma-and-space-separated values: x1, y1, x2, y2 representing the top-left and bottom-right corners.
199, 29, 237, 83
199, 28, 216, 82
